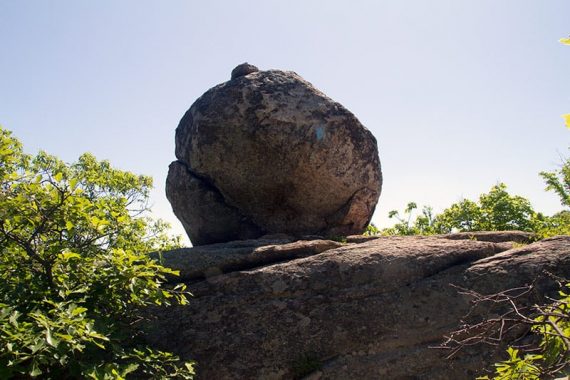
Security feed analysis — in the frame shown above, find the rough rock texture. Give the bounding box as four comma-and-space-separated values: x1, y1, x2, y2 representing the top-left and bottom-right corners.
231, 62, 259, 79
145, 235, 570, 379
166, 64, 382, 245
154, 238, 342, 282
345, 230, 535, 245
442, 230, 537, 244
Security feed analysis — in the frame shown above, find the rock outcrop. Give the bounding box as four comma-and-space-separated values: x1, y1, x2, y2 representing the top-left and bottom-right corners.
442, 230, 537, 244
166, 63, 382, 246
145, 233, 570, 379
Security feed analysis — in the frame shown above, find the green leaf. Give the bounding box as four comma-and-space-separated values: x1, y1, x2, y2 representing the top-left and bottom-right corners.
122, 363, 139, 375
71, 306, 87, 316
8, 311, 20, 327
60, 251, 81, 261
29, 361, 42, 377
56, 333, 74, 342
30, 341, 45, 354
46, 328, 58, 347
111, 368, 124, 379
185, 362, 195, 372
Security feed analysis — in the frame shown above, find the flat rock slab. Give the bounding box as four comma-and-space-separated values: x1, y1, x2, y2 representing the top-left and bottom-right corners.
144, 236, 570, 379
156, 238, 342, 282
441, 230, 536, 244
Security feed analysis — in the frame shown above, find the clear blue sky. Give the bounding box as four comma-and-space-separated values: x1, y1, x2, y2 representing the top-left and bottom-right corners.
1, 1, 569, 244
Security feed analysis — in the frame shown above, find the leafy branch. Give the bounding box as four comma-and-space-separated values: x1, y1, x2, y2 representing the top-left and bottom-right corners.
436, 279, 570, 379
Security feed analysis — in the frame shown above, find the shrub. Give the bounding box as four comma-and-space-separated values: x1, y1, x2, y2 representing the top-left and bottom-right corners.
475, 284, 570, 379
381, 184, 540, 236
0, 127, 194, 378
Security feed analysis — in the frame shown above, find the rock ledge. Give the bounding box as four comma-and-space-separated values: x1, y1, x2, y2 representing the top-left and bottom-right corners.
146, 234, 570, 379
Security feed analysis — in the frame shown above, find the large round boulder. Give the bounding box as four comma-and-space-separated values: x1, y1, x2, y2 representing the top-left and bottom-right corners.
166, 63, 382, 246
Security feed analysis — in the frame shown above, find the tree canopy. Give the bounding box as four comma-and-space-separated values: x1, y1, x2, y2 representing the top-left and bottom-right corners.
381, 183, 547, 237
0, 127, 194, 379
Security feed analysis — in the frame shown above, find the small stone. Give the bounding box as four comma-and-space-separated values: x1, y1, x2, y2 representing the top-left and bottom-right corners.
230, 62, 259, 79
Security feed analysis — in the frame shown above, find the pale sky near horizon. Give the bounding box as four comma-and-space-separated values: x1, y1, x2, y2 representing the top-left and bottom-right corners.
1, 1, 569, 244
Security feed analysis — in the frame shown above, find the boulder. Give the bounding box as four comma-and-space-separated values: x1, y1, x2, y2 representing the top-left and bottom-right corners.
144, 235, 570, 379
166, 64, 382, 246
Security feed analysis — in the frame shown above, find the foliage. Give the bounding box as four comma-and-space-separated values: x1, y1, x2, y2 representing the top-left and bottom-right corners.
536, 150, 570, 238
438, 183, 537, 233
381, 184, 539, 236
476, 284, 570, 379
540, 157, 570, 209
0, 127, 194, 379
432, 198, 482, 234
382, 202, 414, 236
534, 211, 570, 239
478, 347, 542, 380
363, 223, 380, 236
473, 183, 536, 232
381, 202, 441, 235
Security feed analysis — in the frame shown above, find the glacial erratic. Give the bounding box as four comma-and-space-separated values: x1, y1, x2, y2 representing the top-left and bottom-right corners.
166, 64, 382, 245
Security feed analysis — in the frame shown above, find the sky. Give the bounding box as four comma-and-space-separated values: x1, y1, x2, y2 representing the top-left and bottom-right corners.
1, 1, 569, 245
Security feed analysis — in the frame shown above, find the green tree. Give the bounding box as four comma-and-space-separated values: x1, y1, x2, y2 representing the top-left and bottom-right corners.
385, 202, 420, 235
535, 151, 570, 238
382, 184, 538, 236
476, 183, 536, 231
0, 127, 194, 379
436, 183, 537, 233
434, 199, 481, 233
382, 202, 441, 235
540, 157, 570, 208
535, 210, 570, 238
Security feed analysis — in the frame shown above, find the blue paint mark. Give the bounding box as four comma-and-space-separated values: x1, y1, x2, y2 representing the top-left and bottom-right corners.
315, 126, 325, 141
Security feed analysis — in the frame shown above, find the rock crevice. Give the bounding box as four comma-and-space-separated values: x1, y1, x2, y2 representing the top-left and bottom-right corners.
166, 160, 263, 246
